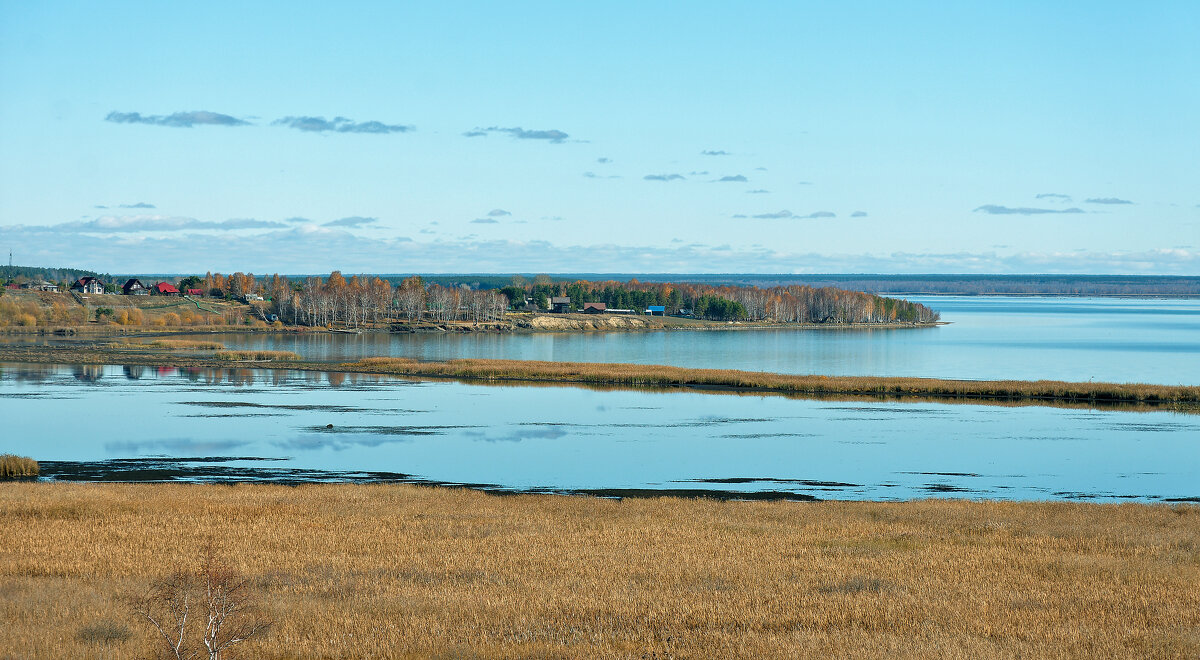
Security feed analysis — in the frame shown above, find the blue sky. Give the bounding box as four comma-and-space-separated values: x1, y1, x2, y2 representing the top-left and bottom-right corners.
1, 1, 1197, 274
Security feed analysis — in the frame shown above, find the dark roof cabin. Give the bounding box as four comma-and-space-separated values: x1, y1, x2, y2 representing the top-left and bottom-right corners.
122, 278, 148, 295
582, 302, 607, 313
550, 296, 571, 313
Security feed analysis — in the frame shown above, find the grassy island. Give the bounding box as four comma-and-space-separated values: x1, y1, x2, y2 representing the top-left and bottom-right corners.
1, 342, 1197, 411
343, 357, 1200, 408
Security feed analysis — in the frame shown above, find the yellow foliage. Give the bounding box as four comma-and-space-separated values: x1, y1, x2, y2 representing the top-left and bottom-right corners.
0, 299, 45, 327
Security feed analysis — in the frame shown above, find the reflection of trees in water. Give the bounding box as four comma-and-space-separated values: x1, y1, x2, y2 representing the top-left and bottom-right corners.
7, 363, 58, 383
74, 364, 104, 381
5, 359, 394, 391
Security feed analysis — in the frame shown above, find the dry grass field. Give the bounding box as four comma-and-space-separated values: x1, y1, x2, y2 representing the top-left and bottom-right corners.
0, 290, 261, 330
1, 483, 1197, 658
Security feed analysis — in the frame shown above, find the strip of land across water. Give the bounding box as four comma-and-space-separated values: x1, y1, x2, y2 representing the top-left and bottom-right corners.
1, 483, 1197, 658
2, 341, 1197, 411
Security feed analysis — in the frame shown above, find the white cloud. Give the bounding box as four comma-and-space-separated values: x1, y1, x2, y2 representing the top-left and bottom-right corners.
4, 220, 1197, 274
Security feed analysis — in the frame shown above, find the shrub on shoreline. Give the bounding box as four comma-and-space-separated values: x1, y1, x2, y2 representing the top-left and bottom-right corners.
213, 350, 299, 361
0, 454, 39, 478
147, 339, 225, 350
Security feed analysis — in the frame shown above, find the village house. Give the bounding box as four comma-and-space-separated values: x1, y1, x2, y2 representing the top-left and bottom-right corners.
151, 282, 180, 296
582, 302, 607, 314
185, 288, 203, 296
69, 277, 105, 295
122, 278, 148, 295
21, 281, 59, 292
645, 305, 666, 316
549, 296, 571, 313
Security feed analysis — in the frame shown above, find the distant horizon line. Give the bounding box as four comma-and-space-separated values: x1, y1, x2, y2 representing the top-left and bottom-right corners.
8, 267, 1194, 281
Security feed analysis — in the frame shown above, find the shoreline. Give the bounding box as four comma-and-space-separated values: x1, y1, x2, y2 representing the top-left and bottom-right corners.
2, 343, 1196, 411
0, 315, 944, 337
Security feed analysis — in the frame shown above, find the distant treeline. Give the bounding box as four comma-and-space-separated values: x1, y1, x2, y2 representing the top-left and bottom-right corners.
3, 265, 937, 326
370, 274, 1200, 297
185, 272, 939, 326
0, 265, 104, 285
500, 278, 939, 323
725, 275, 1200, 297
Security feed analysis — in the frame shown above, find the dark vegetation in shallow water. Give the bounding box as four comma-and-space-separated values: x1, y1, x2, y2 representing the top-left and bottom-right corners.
35, 458, 819, 500
36, 459, 1194, 503
681, 477, 861, 488
179, 400, 376, 413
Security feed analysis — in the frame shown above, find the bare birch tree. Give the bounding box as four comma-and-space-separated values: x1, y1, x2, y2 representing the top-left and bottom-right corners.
128, 546, 271, 659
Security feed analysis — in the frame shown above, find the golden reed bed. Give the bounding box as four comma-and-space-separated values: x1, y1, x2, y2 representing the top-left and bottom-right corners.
0, 454, 39, 479
3, 344, 1197, 410
344, 357, 1200, 407
1, 483, 1197, 658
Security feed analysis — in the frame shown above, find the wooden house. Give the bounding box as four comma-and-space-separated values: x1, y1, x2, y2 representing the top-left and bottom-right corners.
582, 302, 607, 314
550, 296, 571, 313
122, 278, 148, 295
151, 282, 180, 296
22, 281, 59, 292
70, 277, 105, 294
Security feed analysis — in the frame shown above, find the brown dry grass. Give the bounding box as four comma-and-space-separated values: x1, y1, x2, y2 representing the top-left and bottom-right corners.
346, 357, 1200, 406
0, 454, 38, 478
213, 349, 300, 361
0, 291, 250, 330
145, 339, 226, 350
1, 483, 1197, 658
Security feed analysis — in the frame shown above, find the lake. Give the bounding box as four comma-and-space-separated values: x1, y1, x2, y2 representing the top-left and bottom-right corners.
3, 295, 1197, 500
2, 363, 1196, 502
178, 296, 1200, 384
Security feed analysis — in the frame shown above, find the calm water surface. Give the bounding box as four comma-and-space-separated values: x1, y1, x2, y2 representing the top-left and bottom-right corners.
183, 296, 1200, 384
3, 363, 1196, 502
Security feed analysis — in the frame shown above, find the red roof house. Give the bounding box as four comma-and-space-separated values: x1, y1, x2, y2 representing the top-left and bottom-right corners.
185, 288, 203, 296
152, 282, 180, 296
